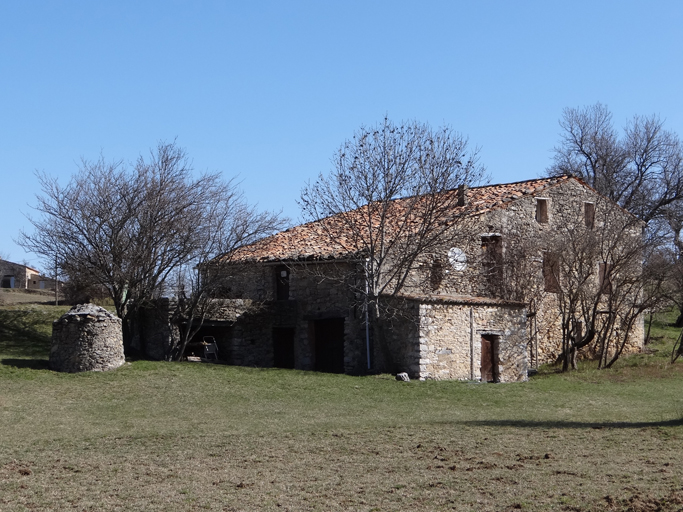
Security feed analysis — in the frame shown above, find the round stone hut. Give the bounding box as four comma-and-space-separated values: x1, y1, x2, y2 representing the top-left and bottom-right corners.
49, 304, 125, 373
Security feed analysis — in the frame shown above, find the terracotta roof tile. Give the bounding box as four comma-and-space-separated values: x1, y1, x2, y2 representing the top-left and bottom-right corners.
221, 176, 574, 263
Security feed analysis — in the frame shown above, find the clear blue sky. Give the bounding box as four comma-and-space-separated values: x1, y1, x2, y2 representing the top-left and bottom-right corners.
1, 1, 682, 270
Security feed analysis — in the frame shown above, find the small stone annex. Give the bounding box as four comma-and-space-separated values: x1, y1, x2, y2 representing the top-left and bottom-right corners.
137, 176, 644, 382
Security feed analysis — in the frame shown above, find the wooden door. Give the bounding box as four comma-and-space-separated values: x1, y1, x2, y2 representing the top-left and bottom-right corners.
481, 334, 499, 382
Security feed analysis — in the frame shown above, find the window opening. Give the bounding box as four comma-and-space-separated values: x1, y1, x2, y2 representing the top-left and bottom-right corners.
584, 202, 595, 229
536, 198, 549, 224
598, 262, 612, 295
429, 258, 444, 291
543, 252, 560, 293
481, 235, 503, 295
275, 266, 290, 300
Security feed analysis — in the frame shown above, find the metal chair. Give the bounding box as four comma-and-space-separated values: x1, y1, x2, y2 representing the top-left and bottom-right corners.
203, 336, 219, 360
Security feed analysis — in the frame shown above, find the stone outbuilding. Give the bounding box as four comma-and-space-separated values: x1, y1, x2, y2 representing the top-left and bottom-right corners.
50, 304, 125, 373
0, 260, 43, 290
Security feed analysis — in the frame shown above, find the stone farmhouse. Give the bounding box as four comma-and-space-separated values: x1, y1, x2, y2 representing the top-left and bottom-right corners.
143, 176, 644, 382
0, 259, 57, 290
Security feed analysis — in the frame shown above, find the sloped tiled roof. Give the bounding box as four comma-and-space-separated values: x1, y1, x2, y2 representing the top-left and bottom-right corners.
220, 176, 575, 264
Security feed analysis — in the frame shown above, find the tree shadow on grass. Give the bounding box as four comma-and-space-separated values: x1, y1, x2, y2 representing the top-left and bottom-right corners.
0, 309, 52, 360
0, 358, 50, 370
456, 418, 683, 429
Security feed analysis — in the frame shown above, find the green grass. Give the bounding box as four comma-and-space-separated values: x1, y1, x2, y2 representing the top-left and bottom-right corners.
1, 305, 683, 511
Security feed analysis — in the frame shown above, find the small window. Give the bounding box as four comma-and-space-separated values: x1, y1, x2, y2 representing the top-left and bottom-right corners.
536, 198, 548, 224
481, 235, 503, 294
429, 258, 444, 291
543, 252, 560, 293
275, 266, 290, 300
598, 262, 612, 295
584, 202, 595, 229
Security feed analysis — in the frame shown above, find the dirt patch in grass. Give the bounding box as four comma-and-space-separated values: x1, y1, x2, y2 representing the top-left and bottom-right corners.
1, 424, 682, 511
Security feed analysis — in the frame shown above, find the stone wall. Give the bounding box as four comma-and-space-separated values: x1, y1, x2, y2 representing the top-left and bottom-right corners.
211, 262, 367, 373
130, 298, 180, 360
133, 298, 267, 361
50, 304, 124, 372
401, 179, 645, 365
191, 261, 532, 380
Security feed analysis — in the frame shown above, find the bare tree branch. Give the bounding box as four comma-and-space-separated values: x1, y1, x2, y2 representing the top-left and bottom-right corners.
548, 103, 683, 223
18, 141, 285, 355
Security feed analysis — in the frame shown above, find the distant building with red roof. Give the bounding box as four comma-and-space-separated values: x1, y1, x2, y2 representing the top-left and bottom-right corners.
0, 259, 57, 290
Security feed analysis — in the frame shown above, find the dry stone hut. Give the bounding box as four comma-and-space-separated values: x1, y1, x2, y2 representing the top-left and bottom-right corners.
50, 304, 125, 373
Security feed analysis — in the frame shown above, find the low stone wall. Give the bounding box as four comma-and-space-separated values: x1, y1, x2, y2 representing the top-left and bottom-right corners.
50, 304, 125, 372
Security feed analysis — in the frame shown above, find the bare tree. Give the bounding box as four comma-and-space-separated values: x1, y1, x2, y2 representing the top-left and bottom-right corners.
540, 200, 663, 371
299, 117, 486, 370
548, 104, 683, 363
548, 103, 683, 223
19, 141, 283, 354
168, 199, 286, 361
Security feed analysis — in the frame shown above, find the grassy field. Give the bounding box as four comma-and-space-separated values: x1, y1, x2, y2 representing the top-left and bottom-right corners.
1, 304, 683, 511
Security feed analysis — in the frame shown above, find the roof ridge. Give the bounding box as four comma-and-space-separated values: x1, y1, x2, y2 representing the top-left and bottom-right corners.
218, 175, 589, 264
467, 175, 569, 191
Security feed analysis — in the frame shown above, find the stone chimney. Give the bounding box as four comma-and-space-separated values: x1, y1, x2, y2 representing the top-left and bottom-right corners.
457, 184, 469, 207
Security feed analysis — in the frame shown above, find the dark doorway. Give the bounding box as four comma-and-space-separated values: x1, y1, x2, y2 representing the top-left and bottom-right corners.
313, 318, 345, 373
189, 324, 232, 361
1, 276, 13, 289
273, 327, 295, 369
480, 334, 500, 383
